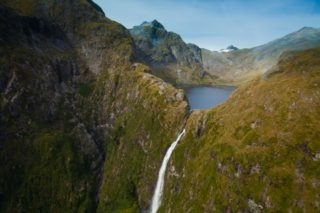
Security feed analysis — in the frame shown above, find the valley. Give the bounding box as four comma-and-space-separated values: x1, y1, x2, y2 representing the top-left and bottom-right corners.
0, 0, 319, 212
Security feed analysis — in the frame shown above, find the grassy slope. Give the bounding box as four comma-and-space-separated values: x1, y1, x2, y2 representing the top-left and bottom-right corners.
0, 7, 99, 210
161, 48, 320, 212
95, 64, 188, 212
2, 1, 320, 212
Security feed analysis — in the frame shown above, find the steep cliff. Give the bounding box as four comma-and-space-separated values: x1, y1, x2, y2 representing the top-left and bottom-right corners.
1, 1, 319, 212
130, 20, 217, 86
0, 1, 188, 212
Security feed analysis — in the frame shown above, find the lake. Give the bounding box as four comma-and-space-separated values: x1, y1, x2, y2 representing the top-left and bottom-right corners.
185, 86, 236, 110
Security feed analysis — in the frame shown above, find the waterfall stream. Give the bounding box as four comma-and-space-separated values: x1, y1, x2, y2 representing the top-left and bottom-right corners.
150, 129, 186, 213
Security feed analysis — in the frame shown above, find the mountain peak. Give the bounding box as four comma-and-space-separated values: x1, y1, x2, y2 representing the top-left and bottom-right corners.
140, 19, 165, 30
282, 26, 320, 40
220, 45, 238, 52
298, 26, 316, 32
152, 19, 163, 27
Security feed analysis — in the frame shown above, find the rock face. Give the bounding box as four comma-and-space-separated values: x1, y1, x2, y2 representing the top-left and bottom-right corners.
219, 45, 239, 52
0, 1, 188, 212
0, 1, 320, 212
130, 20, 216, 85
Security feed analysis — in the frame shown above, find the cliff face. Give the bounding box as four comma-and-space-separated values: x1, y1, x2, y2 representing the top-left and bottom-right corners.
162, 48, 320, 212
0, 1, 188, 212
1, 1, 320, 212
130, 20, 217, 86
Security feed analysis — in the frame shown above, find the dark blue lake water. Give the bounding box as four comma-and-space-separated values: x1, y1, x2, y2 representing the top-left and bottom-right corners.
185, 86, 235, 110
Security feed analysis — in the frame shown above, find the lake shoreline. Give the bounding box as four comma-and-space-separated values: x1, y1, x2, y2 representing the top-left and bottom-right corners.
185, 86, 236, 110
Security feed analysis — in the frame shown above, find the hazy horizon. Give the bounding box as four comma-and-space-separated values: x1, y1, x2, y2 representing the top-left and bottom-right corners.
95, 0, 320, 50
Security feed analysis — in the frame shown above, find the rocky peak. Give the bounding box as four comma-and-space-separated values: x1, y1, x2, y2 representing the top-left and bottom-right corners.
298, 26, 317, 33
220, 45, 239, 52
130, 19, 167, 40
227, 45, 239, 50
151, 19, 165, 29
140, 19, 165, 30
130, 20, 170, 46
281, 26, 320, 41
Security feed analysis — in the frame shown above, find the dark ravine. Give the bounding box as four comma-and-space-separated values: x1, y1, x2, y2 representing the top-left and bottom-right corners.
0, 1, 319, 213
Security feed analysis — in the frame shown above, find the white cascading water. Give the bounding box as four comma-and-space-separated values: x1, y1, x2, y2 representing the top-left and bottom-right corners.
150, 129, 186, 213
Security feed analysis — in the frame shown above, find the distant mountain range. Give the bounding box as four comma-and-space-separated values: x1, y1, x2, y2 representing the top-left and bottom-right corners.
130, 21, 320, 85
203, 26, 320, 84
1, 1, 320, 212
219, 45, 239, 53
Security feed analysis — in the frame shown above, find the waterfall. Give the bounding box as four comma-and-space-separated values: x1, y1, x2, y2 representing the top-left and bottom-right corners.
150, 129, 186, 213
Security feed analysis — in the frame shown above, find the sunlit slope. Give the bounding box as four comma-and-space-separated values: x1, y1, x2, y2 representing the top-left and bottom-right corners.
162, 47, 320, 212
202, 27, 320, 84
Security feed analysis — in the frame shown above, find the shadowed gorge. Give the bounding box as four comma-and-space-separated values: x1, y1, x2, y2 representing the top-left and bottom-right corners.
0, 0, 319, 212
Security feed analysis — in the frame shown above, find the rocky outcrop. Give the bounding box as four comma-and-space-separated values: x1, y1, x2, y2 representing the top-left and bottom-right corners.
130, 20, 216, 86
1, 1, 319, 212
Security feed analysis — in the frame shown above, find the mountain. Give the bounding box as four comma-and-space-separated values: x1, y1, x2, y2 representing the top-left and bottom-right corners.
0, 0, 320, 212
131, 20, 320, 85
202, 27, 320, 84
219, 45, 239, 52
0, 1, 188, 212
130, 20, 217, 85
162, 47, 320, 212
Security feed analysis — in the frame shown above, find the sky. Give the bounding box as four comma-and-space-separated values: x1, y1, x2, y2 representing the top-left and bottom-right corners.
94, 0, 320, 50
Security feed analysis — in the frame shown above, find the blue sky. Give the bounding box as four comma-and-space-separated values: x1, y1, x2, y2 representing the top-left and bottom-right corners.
94, 0, 320, 50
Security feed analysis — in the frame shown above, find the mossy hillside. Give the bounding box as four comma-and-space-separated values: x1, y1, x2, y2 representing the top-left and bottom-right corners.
0, 104, 101, 212
0, 5, 103, 211
0, 6, 184, 211
1, 0, 134, 75
0, 44, 100, 212
161, 48, 320, 212
1, 132, 89, 212
92, 64, 189, 212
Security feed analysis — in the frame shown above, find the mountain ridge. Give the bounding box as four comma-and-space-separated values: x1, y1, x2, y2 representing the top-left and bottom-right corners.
130, 20, 320, 85
130, 20, 215, 86
0, 1, 319, 212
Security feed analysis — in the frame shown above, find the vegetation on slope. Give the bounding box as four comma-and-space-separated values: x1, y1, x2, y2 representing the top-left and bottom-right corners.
162, 48, 320, 212
94, 64, 188, 212
0, 1, 189, 212
1, 1, 320, 212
